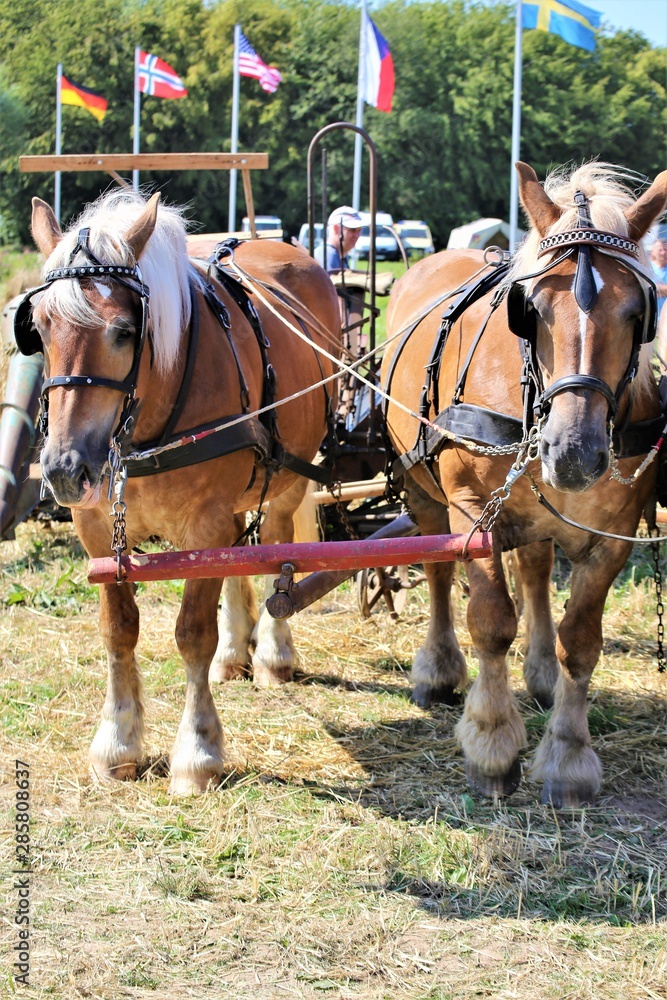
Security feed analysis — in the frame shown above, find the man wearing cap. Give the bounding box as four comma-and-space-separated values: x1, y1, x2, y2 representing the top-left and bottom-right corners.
314, 206, 363, 272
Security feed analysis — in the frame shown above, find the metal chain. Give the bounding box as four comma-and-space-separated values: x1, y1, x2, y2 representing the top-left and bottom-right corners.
448, 436, 523, 457
109, 466, 128, 584
608, 419, 665, 486
461, 421, 543, 555
327, 481, 358, 540
650, 529, 666, 673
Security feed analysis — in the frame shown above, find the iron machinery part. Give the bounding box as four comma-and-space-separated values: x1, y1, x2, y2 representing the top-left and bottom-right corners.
0, 351, 44, 539
265, 562, 298, 620
266, 512, 419, 620
356, 564, 428, 618
357, 564, 409, 618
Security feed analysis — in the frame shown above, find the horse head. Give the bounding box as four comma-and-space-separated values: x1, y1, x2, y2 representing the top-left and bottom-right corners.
22, 191, 188, 508
510, 162, 667, 493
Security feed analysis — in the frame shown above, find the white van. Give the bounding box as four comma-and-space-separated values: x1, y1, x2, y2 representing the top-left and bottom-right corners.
297, 222, 324, 252
241, 215, 283, 240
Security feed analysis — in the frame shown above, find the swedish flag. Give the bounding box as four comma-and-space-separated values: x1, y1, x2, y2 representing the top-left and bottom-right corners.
522, 0, 602, 51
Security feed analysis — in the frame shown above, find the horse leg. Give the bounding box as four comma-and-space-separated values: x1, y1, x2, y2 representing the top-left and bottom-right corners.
530, 540, 630, 807
210, 512, 258, 682
209, 576, 258, 682
88, 582, 143, 781
406, 480, 468, 707
252, 478, 313, 686
455, 549, 526, 797
170, 577, 225, 794
513, 540, 559, 708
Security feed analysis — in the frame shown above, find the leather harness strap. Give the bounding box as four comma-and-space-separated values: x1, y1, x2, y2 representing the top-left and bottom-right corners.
393, 403, 666, 478
386, 228, 663, 484
125, 260, 329, 484
19, 224, 330, 487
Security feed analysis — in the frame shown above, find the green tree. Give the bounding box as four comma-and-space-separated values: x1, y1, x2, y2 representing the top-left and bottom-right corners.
0, 0, 664, 248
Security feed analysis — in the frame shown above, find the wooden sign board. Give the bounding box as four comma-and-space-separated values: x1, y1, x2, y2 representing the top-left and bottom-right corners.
19, 152, 269, 237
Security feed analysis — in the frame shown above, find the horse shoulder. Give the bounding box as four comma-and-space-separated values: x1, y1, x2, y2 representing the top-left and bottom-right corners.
387, 249, 487, 330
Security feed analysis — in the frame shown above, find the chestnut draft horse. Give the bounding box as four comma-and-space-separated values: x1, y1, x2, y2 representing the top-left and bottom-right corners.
382, 161, 667, 807
17, 190, 341, 793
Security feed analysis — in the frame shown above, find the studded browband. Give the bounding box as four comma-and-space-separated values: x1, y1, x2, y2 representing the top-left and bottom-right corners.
45, 262, 150, 297
537, 229, 640, 259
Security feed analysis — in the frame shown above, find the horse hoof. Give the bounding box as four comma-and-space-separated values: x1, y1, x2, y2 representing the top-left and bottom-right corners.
89, 760, 137, 782
168, 772, 221, 795
412, 683, 461, 709
465, 757, 522, 798
253, 664, 293, 687
541, 780, 596, 809
209, 661, 249, 683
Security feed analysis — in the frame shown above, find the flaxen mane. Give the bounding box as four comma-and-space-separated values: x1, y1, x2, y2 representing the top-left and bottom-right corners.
509, 161, 656, 394
38, 189, 191, 372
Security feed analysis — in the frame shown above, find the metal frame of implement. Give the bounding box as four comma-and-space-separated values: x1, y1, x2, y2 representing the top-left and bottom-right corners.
87, 521, 492, 620
88, 531, 491, 584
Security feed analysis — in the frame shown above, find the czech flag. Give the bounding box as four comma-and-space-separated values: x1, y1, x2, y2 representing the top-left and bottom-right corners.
60, 74, 108, 122
361, 15, 394, 113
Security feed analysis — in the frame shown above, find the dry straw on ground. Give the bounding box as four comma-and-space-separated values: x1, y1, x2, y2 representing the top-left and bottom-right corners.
1, 512, 666, 999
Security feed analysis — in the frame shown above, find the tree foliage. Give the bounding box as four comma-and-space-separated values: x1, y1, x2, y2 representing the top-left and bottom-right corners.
0, 0, 664, 247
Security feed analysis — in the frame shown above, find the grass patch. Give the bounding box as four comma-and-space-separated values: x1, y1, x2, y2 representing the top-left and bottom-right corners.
0, 515, 666, 997
0, 247, 42, 302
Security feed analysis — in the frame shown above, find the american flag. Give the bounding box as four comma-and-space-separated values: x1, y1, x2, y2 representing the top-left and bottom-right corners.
238, 31, 282, 94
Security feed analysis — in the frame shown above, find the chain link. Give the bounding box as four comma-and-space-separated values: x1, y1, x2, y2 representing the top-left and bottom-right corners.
607, 419, 664, 486
328, 481, 358, 540
462, 421, 544, 555
109, 466, 128, 584
650, 529, 666, 673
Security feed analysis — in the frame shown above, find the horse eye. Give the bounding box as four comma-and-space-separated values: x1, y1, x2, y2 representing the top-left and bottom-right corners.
110, 322, 136, 344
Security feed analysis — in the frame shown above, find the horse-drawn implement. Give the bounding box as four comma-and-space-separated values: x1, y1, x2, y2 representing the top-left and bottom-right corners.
6, 138, 667, 805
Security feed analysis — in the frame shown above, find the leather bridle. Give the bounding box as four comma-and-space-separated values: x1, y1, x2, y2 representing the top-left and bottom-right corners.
14, 227, 152, 482
506, 192, 658, 426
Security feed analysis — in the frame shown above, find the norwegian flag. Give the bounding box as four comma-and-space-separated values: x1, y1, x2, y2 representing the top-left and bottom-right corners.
238, 32, 282, 94
138, 51, 188, 99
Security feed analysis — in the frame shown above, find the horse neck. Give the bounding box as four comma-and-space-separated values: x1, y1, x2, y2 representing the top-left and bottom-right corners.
621, 347, 661, 424
129, 280, 250, 447
131, 318, 190, 447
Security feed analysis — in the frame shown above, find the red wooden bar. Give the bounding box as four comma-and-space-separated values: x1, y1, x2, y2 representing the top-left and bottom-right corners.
88, 531, 492, 585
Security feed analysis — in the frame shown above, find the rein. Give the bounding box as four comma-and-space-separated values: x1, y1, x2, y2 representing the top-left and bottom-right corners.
385, 209, 667, 548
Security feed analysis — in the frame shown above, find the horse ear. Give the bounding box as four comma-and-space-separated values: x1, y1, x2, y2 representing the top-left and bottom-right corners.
516, 161, 561, 236
124, 191, 161, 261
624, 171, 667, 242
31, 197, 62, 257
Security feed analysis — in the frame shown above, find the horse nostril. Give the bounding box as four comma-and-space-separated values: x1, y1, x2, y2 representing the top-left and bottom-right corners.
77, 465, 92, 491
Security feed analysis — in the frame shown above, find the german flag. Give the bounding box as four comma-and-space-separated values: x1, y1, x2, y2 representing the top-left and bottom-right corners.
60, 74, 108, 122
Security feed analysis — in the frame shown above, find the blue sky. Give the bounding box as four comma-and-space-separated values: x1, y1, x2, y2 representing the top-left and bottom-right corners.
591, 0, 667, 48
472, 0, 667, 47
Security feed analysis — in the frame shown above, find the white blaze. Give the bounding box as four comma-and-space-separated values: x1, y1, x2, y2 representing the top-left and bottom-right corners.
575, 267, 605, 367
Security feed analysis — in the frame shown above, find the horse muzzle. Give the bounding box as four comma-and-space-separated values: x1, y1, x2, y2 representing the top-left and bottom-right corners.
41, 442, 107, 508
539, 419, 609, 493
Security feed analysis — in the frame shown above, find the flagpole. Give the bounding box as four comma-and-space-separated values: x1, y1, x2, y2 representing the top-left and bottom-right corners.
133, 46, 141, 190
229, 24, 241, 232
509, 0, 523, 252
55, 64, 63, 222
352, 0, 367, 211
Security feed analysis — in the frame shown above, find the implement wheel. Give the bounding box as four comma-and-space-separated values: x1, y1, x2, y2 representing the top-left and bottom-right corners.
356, 564, 410, 619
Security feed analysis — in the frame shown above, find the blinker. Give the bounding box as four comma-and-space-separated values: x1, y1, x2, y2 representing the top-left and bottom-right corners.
506, 283, 536, 340
13, 286, 48, 357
